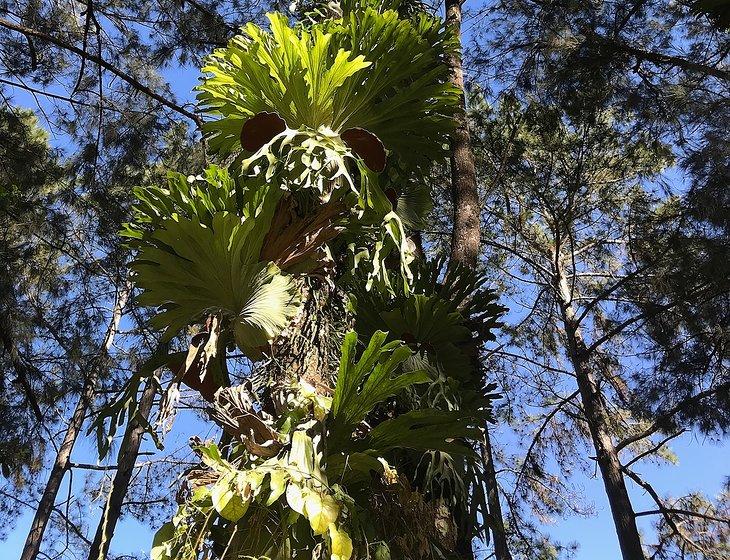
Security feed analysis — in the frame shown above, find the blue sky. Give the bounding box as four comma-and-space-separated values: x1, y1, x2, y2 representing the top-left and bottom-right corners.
2, 2, 729, 559
3, 415, 727, 558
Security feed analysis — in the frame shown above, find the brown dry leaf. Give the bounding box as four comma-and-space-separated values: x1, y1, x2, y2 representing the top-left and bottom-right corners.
260, 195, 346, 273
208, 385, 283, 458
240, 111, 287, 152
341, 127, 387, 172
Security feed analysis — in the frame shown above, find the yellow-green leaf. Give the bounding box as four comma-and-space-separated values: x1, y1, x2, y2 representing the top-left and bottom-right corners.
328, 524, 353, 560
304, 492, 340, 535
211, 473, 250, 522
286, 482, 307, 515
267, 468, 289, 506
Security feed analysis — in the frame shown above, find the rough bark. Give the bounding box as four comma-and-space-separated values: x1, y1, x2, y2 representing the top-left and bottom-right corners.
446, 0, 480, 269
87, 375, 157, 560
554, 261, 645, 560
268, 278, 349, 391
21, 284, 129, 560
445, 2, 511, 558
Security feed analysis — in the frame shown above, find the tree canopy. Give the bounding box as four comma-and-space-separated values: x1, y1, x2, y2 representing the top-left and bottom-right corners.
0, 0, 728, 559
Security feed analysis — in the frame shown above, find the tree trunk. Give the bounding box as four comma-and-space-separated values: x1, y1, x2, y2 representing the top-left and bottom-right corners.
446, 0, 480, 268
445, 2, 512, 558
21, 284, 129, 560
555, 264, 645, 560
87, 374, 157, 560
269, 278, 348, 390
481, 426, 512, 560
445, 1, 512, 558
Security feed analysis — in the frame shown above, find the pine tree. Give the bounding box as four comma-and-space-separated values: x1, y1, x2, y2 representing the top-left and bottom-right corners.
0, 107, 130, 551
469, 93, 728, 559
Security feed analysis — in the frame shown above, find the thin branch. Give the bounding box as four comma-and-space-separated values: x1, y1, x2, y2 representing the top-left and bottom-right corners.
512, 390, 580, 494
574, 263, 652, 325
492, 349, 574, 376
585, 300, 677, 354
592, 34, 730, 81
0, 17, 202, 126
616, 382, 730, 452
635, 508, 729, 524
623, 430, 685, 469
622, 466, 709, 554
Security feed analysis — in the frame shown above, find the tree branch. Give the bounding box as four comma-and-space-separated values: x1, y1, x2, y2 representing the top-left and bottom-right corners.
622, 430, 685, 468
512, 390, 580, 494
622, 466, 711, 554
635, 508, 729, 524
591, 34, 730, 81
616, 382, 730, 451
0, 17, 202, 127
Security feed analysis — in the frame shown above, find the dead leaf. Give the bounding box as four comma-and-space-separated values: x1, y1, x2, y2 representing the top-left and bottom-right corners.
240, 111, 287, 152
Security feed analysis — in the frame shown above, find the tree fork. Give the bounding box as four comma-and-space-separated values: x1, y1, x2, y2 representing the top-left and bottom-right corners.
20, 283, 129, 560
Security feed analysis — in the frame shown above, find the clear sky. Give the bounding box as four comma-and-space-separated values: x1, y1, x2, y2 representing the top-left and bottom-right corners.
1, 3, 728, 559
3, 396, 727, 559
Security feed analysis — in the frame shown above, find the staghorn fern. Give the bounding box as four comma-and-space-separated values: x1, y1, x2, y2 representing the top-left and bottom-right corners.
132, 212, 301, 358
197, 9, 459, 174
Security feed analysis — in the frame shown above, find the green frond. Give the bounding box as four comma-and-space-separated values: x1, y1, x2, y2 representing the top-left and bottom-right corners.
121, 165, 239, 243
241, 127, 363, 201
361, 409, 480, 457
331, 8, 459, 169
197, 8, 459, 174
343, 210, 416, 295
132, 212, 300, 358
345, 258, 505, 407
393, 180, 433, 230
330, 331, 430, 449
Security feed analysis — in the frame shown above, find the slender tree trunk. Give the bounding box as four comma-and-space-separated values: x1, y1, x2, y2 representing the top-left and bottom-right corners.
480, 425, 512, 560
446, 0, 480, 267
554, 263, 645, 560
445, 3, 512, 558
21, 284, 129, 560
87, 374, 157, 560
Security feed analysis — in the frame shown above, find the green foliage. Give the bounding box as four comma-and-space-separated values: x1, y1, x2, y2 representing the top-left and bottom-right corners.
362, 409, 480, 457
115, 0, 496, 557
151, 330, 479, 559
197, 10, 459, 172
329, 330, 430, 449
195, 5, 461, 292
348, 258, 505, 385
193, 8, 458, 294
121, 166, 241, 243
344, 259, 505, 542
0, 108, 68, 483
393, 180, 433, 230
198, 11, 370, 153
131, 212, 300, 357
240, 127, 365, 201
